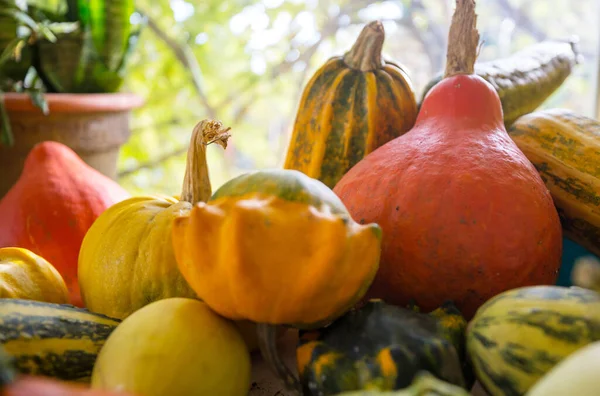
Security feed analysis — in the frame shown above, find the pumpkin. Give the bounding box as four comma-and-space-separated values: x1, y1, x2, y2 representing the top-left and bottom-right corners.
527, 341, 600, 396
0, 345, 133, 396
171, 169, 382, 392
507, 109, 600, 257
466, 285, 600, 396
0, 298, 120, 382
91, 298, 251, 396
78, 120, 230, 320
0, 248, 69, 304
0, 142, 130, 307
332, 0, 562, 319
283, 20, 418, 188
296, 300, 468, 396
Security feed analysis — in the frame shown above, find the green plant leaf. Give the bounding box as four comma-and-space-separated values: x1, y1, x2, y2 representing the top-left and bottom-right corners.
0, 8, 39, 32
28, 90, 48, 114
0, 37, 26, 65
0, 90, 14, 147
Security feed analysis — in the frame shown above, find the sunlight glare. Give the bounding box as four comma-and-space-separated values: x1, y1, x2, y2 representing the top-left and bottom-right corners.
358, 1, 403, 21
263, 0, 284, 8
195, 32, 208, 45
170, 0, 194, 22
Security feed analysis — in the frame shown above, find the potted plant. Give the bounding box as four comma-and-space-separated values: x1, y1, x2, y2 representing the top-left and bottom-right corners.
0, 0, 145, 197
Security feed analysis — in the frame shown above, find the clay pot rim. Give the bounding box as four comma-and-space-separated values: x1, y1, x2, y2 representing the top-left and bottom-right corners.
2, 92, 145, 113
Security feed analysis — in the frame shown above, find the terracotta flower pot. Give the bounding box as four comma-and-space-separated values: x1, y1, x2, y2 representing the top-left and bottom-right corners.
0, 92, 144, 198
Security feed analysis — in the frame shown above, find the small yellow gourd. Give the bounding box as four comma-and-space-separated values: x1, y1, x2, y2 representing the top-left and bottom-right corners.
0, 247, 69, 304
91, 298, 251, 396
78, 120, 230, 319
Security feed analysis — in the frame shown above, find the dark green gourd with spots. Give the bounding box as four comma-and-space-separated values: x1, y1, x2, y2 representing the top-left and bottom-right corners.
283, 20, 418, 189
466, 286, 600, 396
296, 300, 471, 396
0, 298, 120, 382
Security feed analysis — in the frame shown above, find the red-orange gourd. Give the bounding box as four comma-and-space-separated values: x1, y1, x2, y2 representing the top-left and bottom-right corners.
333, 0, 562, 319
0, 142, 130, 307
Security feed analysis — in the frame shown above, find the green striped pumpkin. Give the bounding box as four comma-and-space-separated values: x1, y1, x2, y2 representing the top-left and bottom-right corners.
283, 20, 418, 189
466, 286, 600, 396
0, 298, 120, 382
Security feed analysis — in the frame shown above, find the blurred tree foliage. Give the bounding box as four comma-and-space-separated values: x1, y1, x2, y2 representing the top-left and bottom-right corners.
118, 0, 598, 195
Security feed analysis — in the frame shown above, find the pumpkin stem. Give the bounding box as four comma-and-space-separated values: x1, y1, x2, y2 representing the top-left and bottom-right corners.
572, 256, 600, 293
257, 323, 302, 394
444, 0, 480, 77
343, 21, 384, 72
180, 120, 231, 204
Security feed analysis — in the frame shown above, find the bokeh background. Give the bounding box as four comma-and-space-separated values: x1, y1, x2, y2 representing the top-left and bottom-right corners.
100, 0, 597, 195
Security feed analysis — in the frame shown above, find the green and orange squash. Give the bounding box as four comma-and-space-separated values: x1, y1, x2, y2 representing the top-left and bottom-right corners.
172, 168, 382, 392
283, 20, 418, 188
296, 300, 469, 395
508, 108, 600, 257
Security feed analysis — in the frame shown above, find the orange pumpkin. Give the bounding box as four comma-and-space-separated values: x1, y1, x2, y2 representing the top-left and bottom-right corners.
333, 0, 562, 319
0, 142, 130, 307
172, 169, 382, 391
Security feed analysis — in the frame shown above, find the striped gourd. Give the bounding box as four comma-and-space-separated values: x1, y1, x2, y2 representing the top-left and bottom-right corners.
0, 298, 120, 382
283, 21, 418, 189
466, 286, 600, 396
507, 108, 600, 257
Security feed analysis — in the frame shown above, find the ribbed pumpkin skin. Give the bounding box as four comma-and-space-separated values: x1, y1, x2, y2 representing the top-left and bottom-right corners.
508, 109, 600, 257
0, 298, 120, 382
284, 22, 417, 188
466, 286, 600, 396
173, 169, 382, 329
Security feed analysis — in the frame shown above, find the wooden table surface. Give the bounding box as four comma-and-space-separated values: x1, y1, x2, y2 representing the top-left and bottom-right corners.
248, 330, 489, 396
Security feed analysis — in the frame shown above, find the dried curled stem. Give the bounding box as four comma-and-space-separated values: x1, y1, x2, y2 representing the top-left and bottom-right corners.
444, 0, 480, 77
180, 119, 231, 204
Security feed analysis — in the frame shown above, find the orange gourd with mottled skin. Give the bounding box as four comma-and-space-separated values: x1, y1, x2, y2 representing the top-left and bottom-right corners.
333, 0, 562, 319
0, 142, 130, 307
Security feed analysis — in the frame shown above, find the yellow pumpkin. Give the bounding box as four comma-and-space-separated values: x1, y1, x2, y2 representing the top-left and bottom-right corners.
91, 298, 251, 396
78, 120, 230, 319
172, 169, 382, 392
0, 247, 69, 304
